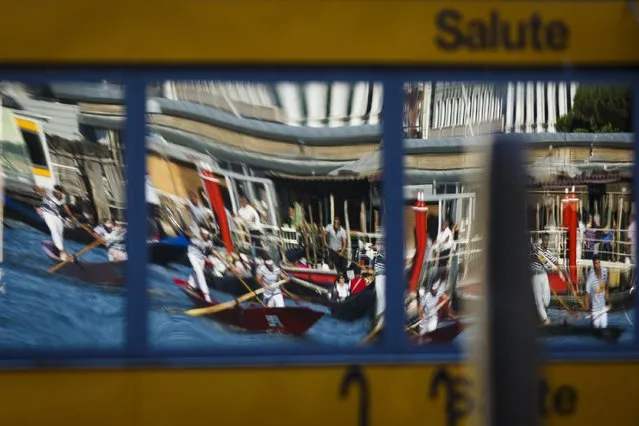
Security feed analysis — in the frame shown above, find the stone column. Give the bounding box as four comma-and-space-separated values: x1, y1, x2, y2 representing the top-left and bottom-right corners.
525, 81, 535, 133
328, 82, 350, 127
505, 82, 515, 133
515, 82, 525, 133
535, 82, 545, 133
547, 82, 557, 133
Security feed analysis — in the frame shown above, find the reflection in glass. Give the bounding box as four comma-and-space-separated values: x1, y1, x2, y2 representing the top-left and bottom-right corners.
0, 82, 126, 349
147, 81, 386, 348
404, 81, 635, 347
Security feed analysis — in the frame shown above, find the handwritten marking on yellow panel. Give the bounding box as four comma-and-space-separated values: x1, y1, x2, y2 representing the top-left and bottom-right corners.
0, 1, 637, 64
0, 363, 637, 426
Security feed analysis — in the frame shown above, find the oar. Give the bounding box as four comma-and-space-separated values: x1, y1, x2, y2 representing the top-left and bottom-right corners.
48, 239, 103, 273
404, 297, 449, 332
289, 276, 331, 295
360, 321, 383, 344
229, 267, 267, 308
185, 279, 289, 316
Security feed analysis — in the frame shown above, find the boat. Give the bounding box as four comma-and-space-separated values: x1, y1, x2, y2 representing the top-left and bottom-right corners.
454, 278, 635, 313
41, 240, 124, 286
281, 265, 339, 287
409, 319, 468, 344
200, 270, 376, 321
5, 195, 188, 265
173, 278, 325, 335
327, 284, 377, 321
540, 322, 626, 342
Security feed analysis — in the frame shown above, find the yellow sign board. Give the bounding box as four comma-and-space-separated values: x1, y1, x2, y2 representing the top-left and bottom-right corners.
0, 363, 637, 426
1, 1, 638, 64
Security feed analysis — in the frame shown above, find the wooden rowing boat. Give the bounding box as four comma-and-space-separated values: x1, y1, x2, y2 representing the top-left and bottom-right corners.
455, 280, 634, 312
201, 270, 376, 322
173, 278, 325, 336
6, 195, 188, 265
41, 240, 124, 286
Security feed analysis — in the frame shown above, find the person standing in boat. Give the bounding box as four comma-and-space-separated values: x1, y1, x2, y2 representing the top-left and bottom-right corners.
585, 255, 610, 329
418, 272, 449, 335
187, 190, 214, 229
322, 217, 348, 274
256, 258, 287, 308
93, 220, 114, 239
34, 184, 76, 261
530, 233, 563, 325
103, 223, 127, 262
187, 227, 214, 303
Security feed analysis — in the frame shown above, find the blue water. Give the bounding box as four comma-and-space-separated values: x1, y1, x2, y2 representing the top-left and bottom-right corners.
0, 220, 370, 350
0, 219, 635, 351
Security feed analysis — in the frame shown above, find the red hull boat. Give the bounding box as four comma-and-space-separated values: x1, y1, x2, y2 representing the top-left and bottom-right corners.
281, 266, 338, 287
173, 278, 325, 336
41, 240, 124, 286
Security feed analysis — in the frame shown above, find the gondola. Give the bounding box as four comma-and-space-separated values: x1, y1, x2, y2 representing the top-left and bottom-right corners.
540, 322, 626, 342
201, 270, 376, 321
327, 284, 377, 321
455, 280, 635, 312
41, 240, 124, 286
5, 195, 188, 265
173, 278, 325, 335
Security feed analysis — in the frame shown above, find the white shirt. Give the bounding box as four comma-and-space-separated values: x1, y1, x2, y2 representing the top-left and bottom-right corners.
586, 268, 609, 313
420, 281, 447, 319
257, 264, 282, 298
324, 224, 347, 251
146, 176, 161, 205
188, 237, 212, 260
238, 204, 261, 231
628, 221, 636, 243
436, 227, 453, 251
335, 282, 350, 300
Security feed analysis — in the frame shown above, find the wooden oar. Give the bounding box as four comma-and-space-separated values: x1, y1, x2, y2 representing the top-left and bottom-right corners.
360, 321, 383, 344
405, 297, 449, 332
185, 279, 289, 316
48, 239, 103, 273
289, 276, 330, 295
229, 267, 267, 308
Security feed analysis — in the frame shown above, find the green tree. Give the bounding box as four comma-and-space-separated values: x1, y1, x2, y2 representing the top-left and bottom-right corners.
555, 84, 632, 133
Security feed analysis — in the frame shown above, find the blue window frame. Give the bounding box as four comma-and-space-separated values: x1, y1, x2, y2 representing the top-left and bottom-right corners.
0, 68, 636, 368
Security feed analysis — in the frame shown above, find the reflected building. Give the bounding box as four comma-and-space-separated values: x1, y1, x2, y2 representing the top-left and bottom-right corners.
405, 81, 579, 139
162, 81, 383, 127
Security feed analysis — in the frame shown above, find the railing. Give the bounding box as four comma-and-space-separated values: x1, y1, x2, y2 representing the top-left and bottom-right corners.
164, 81, 284, 123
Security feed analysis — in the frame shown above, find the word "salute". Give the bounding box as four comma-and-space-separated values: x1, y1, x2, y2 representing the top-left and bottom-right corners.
435, 9, 570, 52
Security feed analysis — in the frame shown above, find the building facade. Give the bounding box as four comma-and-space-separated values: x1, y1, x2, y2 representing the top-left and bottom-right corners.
408, 81, 579, 139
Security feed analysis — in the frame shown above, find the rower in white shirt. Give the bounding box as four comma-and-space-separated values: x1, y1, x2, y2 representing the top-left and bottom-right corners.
34, 184, 77, 261
585, 255, 610, 329
94, 220, 127, 261
187, 190, 214, 228
256, 258, 287, 308
187, 227, 214, 303
419, 272, 449, 335
104, 223, 127, 262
